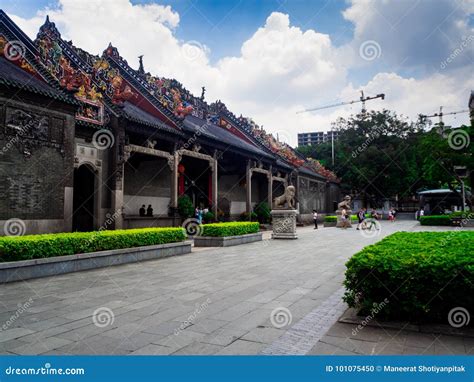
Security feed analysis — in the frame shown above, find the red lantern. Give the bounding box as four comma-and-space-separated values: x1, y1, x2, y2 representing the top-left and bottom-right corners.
178, 164, 185, 174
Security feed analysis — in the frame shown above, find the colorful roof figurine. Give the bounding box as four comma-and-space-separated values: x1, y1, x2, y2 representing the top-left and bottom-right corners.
0, 9, 340, 183
304, 158, 340, 182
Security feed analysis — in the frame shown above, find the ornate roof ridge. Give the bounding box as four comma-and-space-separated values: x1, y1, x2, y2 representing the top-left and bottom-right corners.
103, 46, 182, 128
0, 11, 76, 104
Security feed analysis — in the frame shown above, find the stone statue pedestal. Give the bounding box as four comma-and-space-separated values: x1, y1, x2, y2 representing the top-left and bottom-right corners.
336, 209, 352, 228
271, 209, 298, 239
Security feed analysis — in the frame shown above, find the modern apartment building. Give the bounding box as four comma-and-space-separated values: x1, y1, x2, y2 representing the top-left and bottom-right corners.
297, 130, 339, 146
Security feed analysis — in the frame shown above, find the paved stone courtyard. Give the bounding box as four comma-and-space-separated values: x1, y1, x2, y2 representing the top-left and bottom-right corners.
0, 221, 472, 355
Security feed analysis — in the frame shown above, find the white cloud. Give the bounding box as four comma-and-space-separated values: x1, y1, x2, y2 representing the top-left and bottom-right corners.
7, 0, 473, 147
343, 0, 474, 72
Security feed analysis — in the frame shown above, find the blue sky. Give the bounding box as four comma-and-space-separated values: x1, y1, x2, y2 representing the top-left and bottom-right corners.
2, 0, 473, 140
2, 0, 354, 62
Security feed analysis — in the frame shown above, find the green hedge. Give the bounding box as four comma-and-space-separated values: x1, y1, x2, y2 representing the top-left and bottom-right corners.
324, 215, 360, 222
343, 231, 474, 323
201, 222, 260, 237
0, 227, 186, 262
449, 211, 473, 219
203, 211, 215, 223
419, 215, 451, 226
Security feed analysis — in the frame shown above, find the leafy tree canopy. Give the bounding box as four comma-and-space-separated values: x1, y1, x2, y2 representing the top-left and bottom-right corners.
297, 109, 473, 207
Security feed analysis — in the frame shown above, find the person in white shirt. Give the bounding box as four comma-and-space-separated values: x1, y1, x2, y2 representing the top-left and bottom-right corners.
312, 210, 318, 229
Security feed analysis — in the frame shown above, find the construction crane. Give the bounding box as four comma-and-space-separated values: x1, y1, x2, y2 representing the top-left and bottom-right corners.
296, 91, 385, 114
419, 106, 469, 125
297, 91, 385, 167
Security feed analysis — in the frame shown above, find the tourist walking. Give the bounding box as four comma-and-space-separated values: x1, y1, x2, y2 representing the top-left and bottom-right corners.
341, 208, 349, 229
195, 207, 203, 224
388, 209, 394, 222
357, 208, 366, 230
313, 209, 318, 229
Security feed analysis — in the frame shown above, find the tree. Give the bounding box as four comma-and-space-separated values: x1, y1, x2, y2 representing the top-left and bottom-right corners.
296, 110, 473, 207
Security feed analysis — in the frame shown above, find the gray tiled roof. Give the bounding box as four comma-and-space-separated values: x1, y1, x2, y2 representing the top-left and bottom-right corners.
0, 57, 77, 105
122, 101, 183, 135
184, 115, 273, 159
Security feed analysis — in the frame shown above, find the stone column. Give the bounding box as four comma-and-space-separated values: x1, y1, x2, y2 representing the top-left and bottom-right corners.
170, 152, 179, 209
111, 163, 125, 230
111, 117, 126, 230
267, 165, 273, 208
246, 160, 252, 213
211, 158, 218, 217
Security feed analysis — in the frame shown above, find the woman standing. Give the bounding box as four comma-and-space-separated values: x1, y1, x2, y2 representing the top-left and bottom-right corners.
313, 209, 318, 229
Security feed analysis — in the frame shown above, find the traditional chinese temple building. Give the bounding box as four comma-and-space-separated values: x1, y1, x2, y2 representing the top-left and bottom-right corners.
0, 11, 340, 235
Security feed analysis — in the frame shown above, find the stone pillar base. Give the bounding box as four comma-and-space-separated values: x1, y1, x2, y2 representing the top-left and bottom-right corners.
271, 209, 298, 239
336, 209, 352, 228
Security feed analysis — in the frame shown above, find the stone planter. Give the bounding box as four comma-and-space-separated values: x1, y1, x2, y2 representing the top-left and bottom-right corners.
194, 232, 262, 247
0, 242, 191, 283
323, 221, 337, 227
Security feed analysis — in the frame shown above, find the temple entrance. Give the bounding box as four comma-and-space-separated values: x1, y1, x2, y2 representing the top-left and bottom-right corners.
72, 164, 96, 232
179, 157, 211, 209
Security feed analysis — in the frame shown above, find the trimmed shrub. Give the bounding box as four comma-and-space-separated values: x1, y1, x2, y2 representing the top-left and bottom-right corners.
201, 222, 260, 237
343, 231, 474, 323
324, 215, 358, 222
178, 195, 194, 218
254, 202, 271, 224
239, 212, 258, 222
0, 227, 186, 262
419, 215, 451, 226
449, 211, 473, 219
203, 211, 215, 223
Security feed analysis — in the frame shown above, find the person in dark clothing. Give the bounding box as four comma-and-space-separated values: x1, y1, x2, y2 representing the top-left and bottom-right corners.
146, 204, 153, 217
139, 205, 146, 217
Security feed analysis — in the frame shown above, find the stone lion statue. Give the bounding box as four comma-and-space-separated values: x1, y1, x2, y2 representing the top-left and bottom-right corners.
337, 195, 352, 210
273, 185, 296, 209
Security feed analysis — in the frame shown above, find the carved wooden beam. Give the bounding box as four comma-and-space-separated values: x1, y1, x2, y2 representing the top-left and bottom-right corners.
177, 148, 214, 163
125, 144, 173, 160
